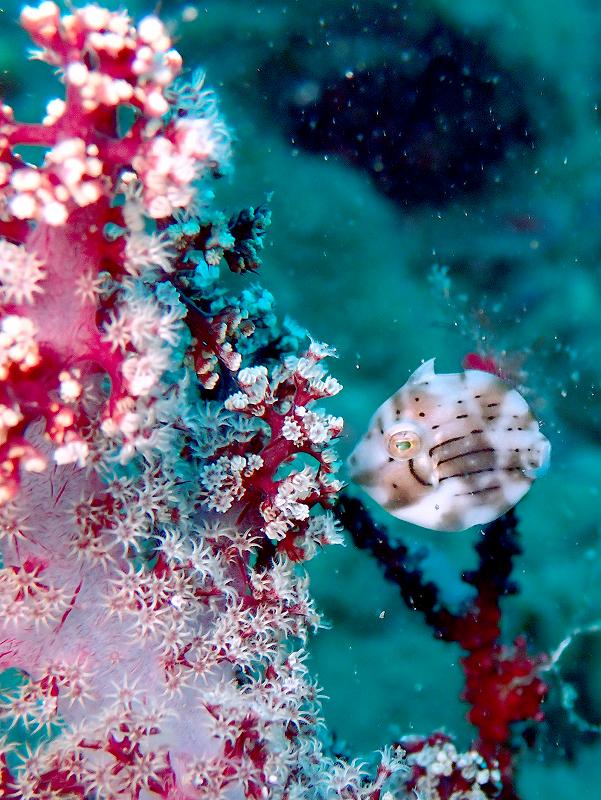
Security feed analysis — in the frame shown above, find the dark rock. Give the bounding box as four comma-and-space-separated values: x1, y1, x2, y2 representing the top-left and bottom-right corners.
261, 6, 535, 208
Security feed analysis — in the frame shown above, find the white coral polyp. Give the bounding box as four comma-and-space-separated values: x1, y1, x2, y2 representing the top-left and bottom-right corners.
175, 117, 221, 162
54, 438, 89, 467
281, 416, 303, 443
224, 391, 250, 411
0, 240, 46, 304
122, 351, 169, 396
0, 315, 40, 378
237, 365, 269, 404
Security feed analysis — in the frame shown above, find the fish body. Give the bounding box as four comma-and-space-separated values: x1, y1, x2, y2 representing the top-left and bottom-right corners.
347, 359, 550, 531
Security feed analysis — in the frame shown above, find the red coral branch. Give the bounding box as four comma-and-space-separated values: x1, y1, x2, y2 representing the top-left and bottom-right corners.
335, 497, 548, 799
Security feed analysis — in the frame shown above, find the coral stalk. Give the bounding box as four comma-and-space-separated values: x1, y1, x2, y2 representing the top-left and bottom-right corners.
335, 496, 548, 799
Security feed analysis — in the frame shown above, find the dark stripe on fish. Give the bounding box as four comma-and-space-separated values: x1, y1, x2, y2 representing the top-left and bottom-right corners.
429, 436, 465, 457
408, 459, 433, 487
439, 467, 495, 482
437, 447, 495, 466
454, 484, 502, 497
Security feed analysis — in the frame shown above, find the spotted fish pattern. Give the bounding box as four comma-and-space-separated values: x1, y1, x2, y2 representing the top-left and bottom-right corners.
347, 359, 551, 531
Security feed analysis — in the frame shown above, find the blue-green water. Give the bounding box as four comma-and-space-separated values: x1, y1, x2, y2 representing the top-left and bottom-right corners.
2, 1, 601, 797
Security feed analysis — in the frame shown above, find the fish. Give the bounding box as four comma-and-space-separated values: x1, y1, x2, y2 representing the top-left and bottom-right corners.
347, 359, 551, 531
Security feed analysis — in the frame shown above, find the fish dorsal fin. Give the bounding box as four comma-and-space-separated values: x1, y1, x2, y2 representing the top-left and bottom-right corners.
407, 358, 436, 385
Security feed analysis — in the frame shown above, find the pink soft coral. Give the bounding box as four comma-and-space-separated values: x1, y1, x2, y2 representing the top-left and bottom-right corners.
0, 5, 407, 799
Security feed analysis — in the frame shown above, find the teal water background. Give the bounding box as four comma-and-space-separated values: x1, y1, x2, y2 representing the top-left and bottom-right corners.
2, 1, 601, 797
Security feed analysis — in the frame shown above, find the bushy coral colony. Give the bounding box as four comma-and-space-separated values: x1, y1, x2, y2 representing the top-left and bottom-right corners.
0, 4, 406, 798
0, 4, 551, 800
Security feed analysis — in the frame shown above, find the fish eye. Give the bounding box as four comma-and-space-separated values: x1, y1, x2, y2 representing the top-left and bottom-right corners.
386, 430, 422, 460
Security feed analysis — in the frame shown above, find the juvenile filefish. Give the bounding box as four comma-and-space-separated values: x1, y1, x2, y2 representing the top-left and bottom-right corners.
347, 359, 550, 531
